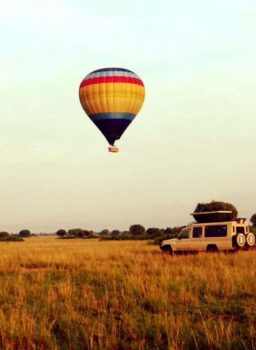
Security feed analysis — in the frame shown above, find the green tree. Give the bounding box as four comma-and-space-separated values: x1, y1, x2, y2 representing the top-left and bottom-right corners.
19, 229, 31, 237
100, 229, 110, 236
56, 229, 67, 237
146, 228, 161, 236
250, 214, 256, 226
83, 230, 90, 237
111, 230, 120, 237
68, 228, 85, 237
165, 227, 173, 234
129, 224, 145, 235
165, 226, 184, 235
0, 231, 9, 238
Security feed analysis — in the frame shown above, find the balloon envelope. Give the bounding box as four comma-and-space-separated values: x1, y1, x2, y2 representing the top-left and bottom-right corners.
79, 67, 145, 146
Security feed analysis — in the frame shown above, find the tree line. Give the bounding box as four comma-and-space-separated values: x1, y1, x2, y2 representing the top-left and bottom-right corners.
55, 202, 256, 241
55, 225, 185, 242
0, 229, 31, 241
1, 202, 256, 241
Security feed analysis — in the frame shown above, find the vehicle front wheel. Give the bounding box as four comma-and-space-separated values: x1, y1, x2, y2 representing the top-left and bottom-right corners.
161, 245, 174, 255
245, 233, 255, 248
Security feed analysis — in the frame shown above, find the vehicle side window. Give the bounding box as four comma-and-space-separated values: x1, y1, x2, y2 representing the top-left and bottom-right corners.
236, 226, 245, 234
205, 225, 227, 237
192, 227, 202, 238
179, 230, 189, 239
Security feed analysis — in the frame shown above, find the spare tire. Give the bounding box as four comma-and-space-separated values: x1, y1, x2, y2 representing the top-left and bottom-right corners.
245, 233, 255, 248
233, 233, 246, 249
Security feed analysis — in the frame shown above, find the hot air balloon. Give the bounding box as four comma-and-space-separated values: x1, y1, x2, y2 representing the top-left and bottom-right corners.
79, 67, 145, 152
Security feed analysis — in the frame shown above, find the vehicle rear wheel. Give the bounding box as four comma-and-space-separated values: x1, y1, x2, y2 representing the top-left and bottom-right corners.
245, 233, 255, 248
162, 245, 174, 255
233, 233, 246, 249
206, 245, 218, 253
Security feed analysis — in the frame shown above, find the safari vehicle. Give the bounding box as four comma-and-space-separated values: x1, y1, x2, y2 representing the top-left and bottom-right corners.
160, 211, 255, 254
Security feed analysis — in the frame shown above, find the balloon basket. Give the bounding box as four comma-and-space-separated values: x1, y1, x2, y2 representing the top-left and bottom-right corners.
108, 146, 119, 153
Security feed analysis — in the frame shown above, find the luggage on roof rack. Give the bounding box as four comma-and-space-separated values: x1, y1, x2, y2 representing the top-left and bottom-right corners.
191, 210, 234, 223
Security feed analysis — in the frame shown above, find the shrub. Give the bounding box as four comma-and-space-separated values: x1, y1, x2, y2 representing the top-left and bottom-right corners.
0, 236, 24, 242
59, 235, 77, 239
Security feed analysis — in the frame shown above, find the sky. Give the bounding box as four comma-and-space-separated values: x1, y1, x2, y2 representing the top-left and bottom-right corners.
0, 0, 255, 232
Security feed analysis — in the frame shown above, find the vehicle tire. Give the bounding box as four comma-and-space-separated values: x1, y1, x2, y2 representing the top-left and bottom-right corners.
206, 245, 218, 253
245, 233, 255, 248
233, 233, 246, 249
162, 245, 174, 255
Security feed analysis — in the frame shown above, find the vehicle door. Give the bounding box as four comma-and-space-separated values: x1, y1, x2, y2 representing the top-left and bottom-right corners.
175, 229, 191, 252
204, 224, 228, 250
191, 226, 204, 251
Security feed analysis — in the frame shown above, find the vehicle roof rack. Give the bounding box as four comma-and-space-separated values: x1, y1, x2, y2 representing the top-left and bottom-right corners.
190, 211, 232, 215
236, 218, 246, 223
190, 210, 235, 223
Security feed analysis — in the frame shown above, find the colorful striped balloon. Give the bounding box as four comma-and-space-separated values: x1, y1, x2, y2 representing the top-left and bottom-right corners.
79, 67, 145, 151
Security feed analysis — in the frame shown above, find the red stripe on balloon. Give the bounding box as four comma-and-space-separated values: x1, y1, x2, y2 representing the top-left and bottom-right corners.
80, 76, 144, 88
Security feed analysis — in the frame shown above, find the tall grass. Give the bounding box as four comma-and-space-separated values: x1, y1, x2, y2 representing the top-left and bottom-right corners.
0, 237, 255, 349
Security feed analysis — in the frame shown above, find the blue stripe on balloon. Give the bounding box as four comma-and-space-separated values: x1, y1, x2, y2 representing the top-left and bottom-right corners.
90, 113, 135, 121
90, 67, 134, 74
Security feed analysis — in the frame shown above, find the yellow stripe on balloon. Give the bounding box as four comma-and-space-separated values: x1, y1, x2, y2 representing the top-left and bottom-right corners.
79, 83, 145, 115
81, 98, 143, 114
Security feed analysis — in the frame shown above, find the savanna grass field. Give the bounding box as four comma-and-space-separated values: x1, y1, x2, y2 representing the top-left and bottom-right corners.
0, 237, 255, 350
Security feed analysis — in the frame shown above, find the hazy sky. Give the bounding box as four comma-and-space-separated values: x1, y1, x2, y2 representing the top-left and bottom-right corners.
0, 0, 255, 232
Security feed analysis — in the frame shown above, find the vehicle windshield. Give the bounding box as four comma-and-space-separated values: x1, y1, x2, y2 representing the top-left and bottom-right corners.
178, 229, 189, 239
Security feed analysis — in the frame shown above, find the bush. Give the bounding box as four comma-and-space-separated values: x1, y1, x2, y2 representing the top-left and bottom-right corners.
100, 233, 150, 241
192, 201, 238, 223
58, 235, 77, 240
19, 229, 31, 237
0, 236, 24, 242
129, 224, 145, 235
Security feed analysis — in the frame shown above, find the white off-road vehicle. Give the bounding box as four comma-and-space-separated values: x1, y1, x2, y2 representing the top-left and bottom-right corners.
160, 211, 255, 254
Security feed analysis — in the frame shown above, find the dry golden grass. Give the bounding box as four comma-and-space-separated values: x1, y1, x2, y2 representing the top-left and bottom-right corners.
0, 237, 255, 350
